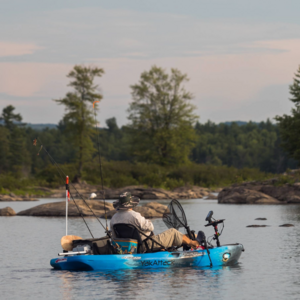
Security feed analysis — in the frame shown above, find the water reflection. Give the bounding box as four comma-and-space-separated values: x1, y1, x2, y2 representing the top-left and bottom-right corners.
53, 264, 243, 299
57, 272, 76, 300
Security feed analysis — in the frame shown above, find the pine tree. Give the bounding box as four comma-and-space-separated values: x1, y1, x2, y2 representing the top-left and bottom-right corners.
55, 65, 104, 182
275, 66, 300, 163
0, 105, 31, 174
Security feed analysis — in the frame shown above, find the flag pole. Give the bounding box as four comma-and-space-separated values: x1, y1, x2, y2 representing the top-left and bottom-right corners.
66, 176, 69, 236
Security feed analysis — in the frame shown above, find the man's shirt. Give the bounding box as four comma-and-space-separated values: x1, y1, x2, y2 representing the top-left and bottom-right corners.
110, 209, 154, 240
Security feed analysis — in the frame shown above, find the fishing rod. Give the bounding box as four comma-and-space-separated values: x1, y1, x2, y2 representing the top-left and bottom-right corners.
33, 137, 108, 235
92, 100, 108, 232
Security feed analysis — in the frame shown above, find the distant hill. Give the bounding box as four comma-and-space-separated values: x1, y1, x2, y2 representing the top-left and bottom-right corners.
0, 120, 56, 130
222, 121, 259, 126
26, 123, 57, 130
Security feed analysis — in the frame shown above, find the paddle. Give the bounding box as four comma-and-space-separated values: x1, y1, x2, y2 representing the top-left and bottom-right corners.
61, 235, 82, 251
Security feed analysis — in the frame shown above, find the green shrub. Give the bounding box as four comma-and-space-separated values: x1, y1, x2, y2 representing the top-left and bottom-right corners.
1, 160, 275, 192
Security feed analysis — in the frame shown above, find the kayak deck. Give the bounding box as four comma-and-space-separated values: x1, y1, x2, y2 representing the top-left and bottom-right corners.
50, 244, 244, 271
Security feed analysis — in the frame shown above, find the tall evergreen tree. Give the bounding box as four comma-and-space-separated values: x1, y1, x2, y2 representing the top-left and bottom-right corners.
127, 66, 198, 165
275, 66, 300, 163
0, 106, 31, 173
0, 105, 22, 130
55, 65, 104, 182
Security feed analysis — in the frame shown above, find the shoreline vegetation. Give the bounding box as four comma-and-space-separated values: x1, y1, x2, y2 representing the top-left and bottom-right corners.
0, 162, 276, 200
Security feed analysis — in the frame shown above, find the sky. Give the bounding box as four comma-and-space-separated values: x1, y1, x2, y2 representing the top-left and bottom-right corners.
1, 0, 300, 127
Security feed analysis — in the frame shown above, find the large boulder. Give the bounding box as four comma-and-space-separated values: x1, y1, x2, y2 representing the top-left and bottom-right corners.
205, 193, 218, 200
104, 186, 172, 200
218, 179, 300, 204
218, 187, 280, 204
0, 207, 16, 216
172, 186, 210, 199
17, 200, 168, 219
133, 206, 162, 218
143, 202, 168, 214
17, 200, 113, 217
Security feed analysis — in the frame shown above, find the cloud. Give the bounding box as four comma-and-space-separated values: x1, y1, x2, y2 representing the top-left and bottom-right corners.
0, 62, 72, 97
0, 41, 42, 57
2, 6, 300, 64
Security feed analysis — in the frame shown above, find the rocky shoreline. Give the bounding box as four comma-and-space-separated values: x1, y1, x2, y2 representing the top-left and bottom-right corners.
50, 185, 214, 200
0, 194, 38, 202
2, 178, 300, 206
218, 179, 300, 204
3, 178, 300, 218
1, 185, 216, 201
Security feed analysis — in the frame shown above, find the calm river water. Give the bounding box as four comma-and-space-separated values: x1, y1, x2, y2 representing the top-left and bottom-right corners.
1, 198, 300, 300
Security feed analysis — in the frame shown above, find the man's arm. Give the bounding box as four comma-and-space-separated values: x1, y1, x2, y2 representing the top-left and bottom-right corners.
135, 213, 154, 232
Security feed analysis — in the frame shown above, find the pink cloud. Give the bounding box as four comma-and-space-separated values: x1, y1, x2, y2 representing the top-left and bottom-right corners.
0, 41, 42, 57
0, 62, 72, 97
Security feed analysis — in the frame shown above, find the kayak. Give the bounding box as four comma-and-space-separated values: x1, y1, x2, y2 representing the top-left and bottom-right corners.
50, 243, 244, 271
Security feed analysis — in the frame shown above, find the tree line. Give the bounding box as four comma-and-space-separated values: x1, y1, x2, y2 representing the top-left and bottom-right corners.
0, 64, 299, 191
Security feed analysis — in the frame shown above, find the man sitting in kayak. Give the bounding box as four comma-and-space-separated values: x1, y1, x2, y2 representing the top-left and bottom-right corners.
110, 192, 199, 250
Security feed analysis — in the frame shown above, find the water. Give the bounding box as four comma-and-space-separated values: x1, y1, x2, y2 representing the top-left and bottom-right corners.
1, 198, 300, 299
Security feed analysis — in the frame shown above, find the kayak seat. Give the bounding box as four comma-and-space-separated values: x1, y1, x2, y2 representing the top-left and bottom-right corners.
73, 236, 114, 255
113, 223, 165, 253
113, 223, 146, 253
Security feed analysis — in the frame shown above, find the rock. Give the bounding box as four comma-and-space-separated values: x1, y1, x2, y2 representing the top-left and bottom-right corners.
218, 187, 280, 204
172, 186, 210, 199
0, 207, 16, 216
0, 195, 13, 201
137, 202, 168, 217
102, 185, 210, 200
105, 210, 117, 219
246, 225, 269, 227
279, 224, 294, 227
104, 186, 171, 200
17, 200, 114, 217
205, 193, 218, 200
286, 195, 300, 203
17, 200, 168, 219
133, 206, 162, 218
48, 193, 65, 198
0, 194, 37, 201
255, 218, 267, 220
219, 179, 300, 204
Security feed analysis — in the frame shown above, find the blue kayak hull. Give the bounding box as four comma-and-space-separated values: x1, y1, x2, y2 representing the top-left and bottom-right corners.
50, 244, 244, 271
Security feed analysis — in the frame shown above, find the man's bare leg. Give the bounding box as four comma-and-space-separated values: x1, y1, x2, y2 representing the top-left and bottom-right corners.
182, 235, 199, 248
